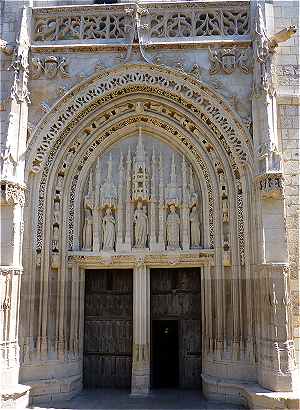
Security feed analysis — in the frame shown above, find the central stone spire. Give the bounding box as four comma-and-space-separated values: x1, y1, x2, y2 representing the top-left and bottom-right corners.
132, 128, 149, 201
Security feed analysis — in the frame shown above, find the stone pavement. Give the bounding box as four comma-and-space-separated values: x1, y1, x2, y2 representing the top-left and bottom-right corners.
31, 389, 244, 410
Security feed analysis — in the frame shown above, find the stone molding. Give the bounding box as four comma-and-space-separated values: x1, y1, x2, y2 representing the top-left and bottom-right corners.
0, 266, 23, 275
68, 250, 214, 269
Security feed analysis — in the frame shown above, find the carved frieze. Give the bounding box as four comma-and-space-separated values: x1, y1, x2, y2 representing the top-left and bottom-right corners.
32, 3, 250, 43
31, 56, 70, 79
208, 47, 252, 75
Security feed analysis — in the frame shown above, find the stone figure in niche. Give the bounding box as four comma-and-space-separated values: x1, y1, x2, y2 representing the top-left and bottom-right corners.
102, 207, 116, 251
56, 175, 64, 193
219, 172, 228, 196
190, 206, 201, 248
52, 225, 59, 251
82, 201, 93, 251
53, 201, 60, 224
166, 204, 180, 249
222, 198, 229, 223
1, 146, 16, 179
133, 201, 148, 248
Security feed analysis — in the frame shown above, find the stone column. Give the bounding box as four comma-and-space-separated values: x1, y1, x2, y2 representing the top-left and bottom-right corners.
131, 262, 150, 395
0, 184, 30, 408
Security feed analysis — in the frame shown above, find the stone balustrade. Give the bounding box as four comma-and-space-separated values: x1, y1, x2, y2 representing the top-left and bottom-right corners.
32, 1, 250, 45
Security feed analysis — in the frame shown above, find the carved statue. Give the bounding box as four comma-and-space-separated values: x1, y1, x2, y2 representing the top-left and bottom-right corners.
190, 206, 201, 248
102, 207, 116, 251
82, 200, 93, 251
133, 201, 148, 248
166, 204, 180, 249
53, 201, 60, 224
52, 225, 59, 251
222, 198, 229, 223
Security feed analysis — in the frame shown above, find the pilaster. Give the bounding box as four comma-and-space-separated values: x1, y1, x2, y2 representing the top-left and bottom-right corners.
131, 261, 150, 395
256, 264, 297, 392
0, 5, 31, 407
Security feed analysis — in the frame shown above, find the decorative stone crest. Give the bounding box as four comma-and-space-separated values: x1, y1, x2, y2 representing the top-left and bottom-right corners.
208, 47, 252, 75
256, 173, 284, 199
31, 56, 70, 80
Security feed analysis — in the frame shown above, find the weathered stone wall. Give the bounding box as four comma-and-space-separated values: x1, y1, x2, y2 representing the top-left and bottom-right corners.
273, 0, 300, 370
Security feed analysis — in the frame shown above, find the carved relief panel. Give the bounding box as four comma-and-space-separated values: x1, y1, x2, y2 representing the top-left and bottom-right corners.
80, 132, 203, 253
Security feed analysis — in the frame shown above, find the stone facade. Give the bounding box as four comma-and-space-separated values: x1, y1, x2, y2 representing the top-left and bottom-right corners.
0, 1, 299, 409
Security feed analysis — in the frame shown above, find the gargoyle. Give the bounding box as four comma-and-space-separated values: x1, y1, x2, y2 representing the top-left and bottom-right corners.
269, 25, 297, 49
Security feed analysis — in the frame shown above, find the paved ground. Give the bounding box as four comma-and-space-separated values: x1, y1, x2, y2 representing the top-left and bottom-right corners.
31, 389, 245, 410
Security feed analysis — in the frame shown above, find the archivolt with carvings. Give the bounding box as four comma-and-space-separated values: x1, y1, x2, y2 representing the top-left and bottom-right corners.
27, 64, 252, 174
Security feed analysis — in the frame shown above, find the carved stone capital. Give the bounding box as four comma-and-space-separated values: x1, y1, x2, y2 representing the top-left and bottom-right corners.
0, 181, 26, 206
256, 172, 284, 199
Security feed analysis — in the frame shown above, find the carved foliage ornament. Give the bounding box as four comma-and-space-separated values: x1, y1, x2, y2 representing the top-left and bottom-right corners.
32, 5, 250, 43
256, 173, 284, 199
208, 47, 252, 75
31, 56, 70, 80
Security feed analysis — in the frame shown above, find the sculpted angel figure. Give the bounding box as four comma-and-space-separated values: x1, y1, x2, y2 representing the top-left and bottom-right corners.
133, 201, 148, 248
166, 204, 180, 249
190, 206, 201, 248
102, 207, 116, 251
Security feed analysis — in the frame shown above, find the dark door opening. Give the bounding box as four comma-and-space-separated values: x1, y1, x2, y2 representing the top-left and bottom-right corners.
152, 320, 179, 388
151, 268, 202, 389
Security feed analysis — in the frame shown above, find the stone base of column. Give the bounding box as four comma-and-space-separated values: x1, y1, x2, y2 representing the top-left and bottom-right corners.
203, 374, 300, 409
131, 367, 150, 396
0, 384, 30, 409
258, 368, 299, 392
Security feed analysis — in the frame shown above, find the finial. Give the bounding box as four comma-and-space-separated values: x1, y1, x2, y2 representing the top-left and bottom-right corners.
170, 153, 176, 184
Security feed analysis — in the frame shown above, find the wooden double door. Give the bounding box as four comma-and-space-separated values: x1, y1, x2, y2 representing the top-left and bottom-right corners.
151, 268, 202, 389
83, 269, 133, 388
83, 267, 201, 389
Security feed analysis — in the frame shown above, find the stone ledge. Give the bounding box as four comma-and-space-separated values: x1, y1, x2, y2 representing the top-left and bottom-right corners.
28, 375, 81, 405
202, 375, 300, 409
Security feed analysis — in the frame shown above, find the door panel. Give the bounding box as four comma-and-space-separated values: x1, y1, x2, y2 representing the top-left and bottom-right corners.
83, 269, 133, 388
151, 268, 201, 389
